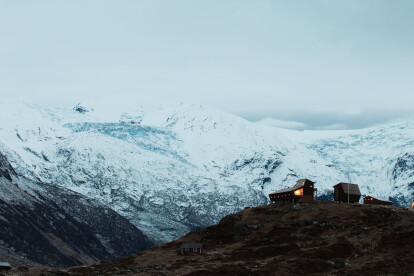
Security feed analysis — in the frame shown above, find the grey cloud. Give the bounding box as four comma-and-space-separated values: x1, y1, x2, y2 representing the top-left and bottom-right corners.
243, 109, 414, 130
1, 1, 414, 129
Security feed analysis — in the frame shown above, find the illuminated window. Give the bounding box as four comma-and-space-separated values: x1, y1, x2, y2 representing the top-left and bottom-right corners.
294, 189, 303, 196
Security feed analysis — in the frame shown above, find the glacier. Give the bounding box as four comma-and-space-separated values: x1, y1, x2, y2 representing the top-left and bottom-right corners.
0, 100, 413, 245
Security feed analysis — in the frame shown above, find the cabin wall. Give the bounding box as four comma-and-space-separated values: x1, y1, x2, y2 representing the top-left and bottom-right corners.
269, 192, 294, 202
334, 185, 360, 203
348, 195, 360, 203
337, 193, 360, 203
303, 182, 315, 196
364, 198, 393, 205
270, 189, 316, 203
334, 186, 340, 201
181, 248, 201, 255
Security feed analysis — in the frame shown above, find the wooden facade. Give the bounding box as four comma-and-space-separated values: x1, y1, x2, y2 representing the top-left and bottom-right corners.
269, 179, 317, 203
0, 262, 11, 272
363, 196, 393, 206
180, 243, 203, 255
333, 183, 361, 203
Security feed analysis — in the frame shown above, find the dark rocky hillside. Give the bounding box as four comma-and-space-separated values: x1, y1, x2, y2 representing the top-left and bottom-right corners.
26, 201, 414, 276
0, 153, 153, 268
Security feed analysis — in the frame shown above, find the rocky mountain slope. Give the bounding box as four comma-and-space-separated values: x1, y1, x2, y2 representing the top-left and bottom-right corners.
0, 99, 413, 256
27, 201, 414, 275
0, 152, 152, 267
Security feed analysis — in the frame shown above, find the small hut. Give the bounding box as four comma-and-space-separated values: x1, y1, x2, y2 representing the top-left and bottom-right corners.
180, 243, 203, 255
269, 179, 317, 203
333, 182, 361, 203
0, 262, 11, 272
363, 196, 393, 206
411, 203, 414, 209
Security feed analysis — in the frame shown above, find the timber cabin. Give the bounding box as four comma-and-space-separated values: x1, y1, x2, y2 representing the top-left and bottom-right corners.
333, 182, 361, 203
0, 262, 11, 272
268, 179, 317, 203
363, 196, 393, 206
180, 243, 203, 255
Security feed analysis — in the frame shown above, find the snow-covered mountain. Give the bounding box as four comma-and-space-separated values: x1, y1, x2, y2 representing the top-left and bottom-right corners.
284, 121, 414, 206
0, 100, 413, 249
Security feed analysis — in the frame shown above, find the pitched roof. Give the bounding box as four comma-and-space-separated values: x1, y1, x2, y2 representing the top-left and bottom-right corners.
269, 179, 313, 195
294, 179, 308, 187
334, 183, 361, 195
0, 262, 11, 267
269, 186, 299, 195
181, 243, 203, 249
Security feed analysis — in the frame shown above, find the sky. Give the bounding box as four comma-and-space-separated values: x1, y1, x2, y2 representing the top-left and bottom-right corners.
1, 0, 414, 130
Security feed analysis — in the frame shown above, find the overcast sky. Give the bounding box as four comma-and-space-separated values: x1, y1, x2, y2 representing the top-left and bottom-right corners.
1, 0, 414, 129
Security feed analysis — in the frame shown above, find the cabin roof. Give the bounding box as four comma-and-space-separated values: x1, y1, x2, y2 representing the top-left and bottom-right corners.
294, 179, 313, 187
0, 262, 11, 267
181, 243, 203, 249
334, 182, 361, 195
269, 179, 314, 195
269, 186, 299, 195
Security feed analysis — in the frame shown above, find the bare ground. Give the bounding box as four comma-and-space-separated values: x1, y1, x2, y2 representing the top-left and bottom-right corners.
13, 201, 414, 276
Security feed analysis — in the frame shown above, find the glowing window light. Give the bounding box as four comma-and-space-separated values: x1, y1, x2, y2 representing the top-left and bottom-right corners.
294, 189, 303, 196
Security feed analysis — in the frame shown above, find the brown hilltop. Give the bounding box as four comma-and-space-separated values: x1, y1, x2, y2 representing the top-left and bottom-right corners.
22, 201, 414, 275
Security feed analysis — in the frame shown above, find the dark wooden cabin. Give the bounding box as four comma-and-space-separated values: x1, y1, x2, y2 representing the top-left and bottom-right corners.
180, 243, 203, 255
333, 182, 361, 203
269, 179, 317, 203
0, 262, 11, 272
363, 196, 393, 206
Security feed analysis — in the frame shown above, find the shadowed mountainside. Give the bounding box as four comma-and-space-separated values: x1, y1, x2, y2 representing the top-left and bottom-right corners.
0, 152, 153, 268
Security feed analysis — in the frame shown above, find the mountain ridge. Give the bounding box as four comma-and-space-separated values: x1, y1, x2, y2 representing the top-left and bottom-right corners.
0, 100, 413, 252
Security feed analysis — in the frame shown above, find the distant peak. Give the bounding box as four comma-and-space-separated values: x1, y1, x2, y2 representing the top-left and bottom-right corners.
73, 103, 94, 114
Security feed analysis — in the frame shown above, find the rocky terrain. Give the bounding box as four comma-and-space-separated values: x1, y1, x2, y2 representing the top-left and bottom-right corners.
17, 201, 414, 276
0, 152, 153, 268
